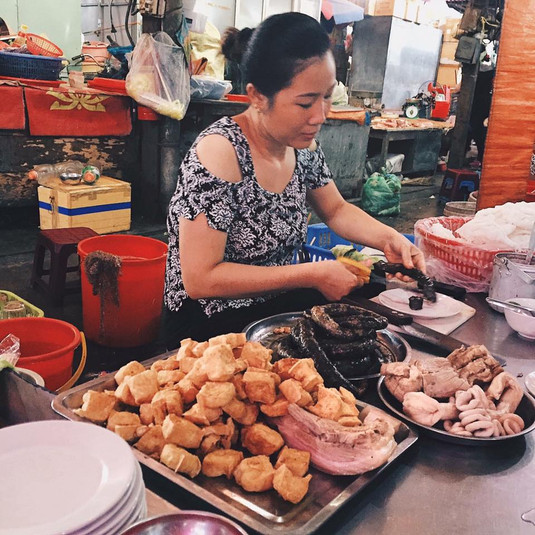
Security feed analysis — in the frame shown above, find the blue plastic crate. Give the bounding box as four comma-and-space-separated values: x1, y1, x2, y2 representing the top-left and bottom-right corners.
0, 51, 63, 81
298, 223, 415, 263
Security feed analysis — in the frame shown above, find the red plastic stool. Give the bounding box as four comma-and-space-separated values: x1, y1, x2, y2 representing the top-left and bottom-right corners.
30, 227, 98, 305
439, 168, 480, 203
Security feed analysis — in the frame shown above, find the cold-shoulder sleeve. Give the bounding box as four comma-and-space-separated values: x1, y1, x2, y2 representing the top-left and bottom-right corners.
174, 158, 235, 233
299, 143, 333, 189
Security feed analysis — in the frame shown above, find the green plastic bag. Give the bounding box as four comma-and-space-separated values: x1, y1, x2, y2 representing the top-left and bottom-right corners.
361, 170, 401, 216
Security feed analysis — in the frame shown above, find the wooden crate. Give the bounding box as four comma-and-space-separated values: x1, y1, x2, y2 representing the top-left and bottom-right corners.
38, 176, 131, 234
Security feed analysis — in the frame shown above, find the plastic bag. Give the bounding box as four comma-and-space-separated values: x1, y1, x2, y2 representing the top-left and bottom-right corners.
0, 333, 21, 367
361, 170, 402, 216
186, 21, 225, 80
190, 76, 232, 100
126, 32, 190, 120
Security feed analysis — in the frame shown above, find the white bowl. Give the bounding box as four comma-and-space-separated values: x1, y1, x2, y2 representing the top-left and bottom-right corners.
504, 298, 535, 340
14, 367, 45, 387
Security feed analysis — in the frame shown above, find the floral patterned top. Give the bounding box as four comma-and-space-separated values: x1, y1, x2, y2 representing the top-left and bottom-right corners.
164, 116, 332, 317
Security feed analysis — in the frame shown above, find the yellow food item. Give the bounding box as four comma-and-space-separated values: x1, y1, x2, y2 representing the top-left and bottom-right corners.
336, 256, 372, 281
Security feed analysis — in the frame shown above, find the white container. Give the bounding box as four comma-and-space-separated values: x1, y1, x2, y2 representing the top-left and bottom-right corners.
503, 297, 535, 340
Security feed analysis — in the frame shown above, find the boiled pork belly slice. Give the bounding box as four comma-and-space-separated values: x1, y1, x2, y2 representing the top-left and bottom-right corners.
414, 358, 470, 399
380, 361, 423, 403
273, 404, 397, 475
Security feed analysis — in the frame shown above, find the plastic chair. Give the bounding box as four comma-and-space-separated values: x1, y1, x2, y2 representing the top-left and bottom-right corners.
439, 168, 480, 203
30, 227, 98, 305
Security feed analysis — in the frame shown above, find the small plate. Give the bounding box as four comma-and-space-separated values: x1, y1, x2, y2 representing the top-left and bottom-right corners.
377, 376, 535, 446
378, 288, 463, 319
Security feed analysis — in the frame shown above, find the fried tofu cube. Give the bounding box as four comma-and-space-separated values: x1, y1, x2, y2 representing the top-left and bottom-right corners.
160, 444, 201, 478
107, 410, 141, 442
151, 358, 181, 372
197, 381, 236, 409
201, 344, 237, 382
241, 423, 284, 456
273, 464, 312, 504
134, 425, 165, 458
231, 401, 259, 426
272, 358, 300, 380
139, 403, 155, 425
184, 358, 209, 388
183, 403, 222, 426
157, 369, 185, 386
202, 449, 244, 479
162, 414, 203, 449
150, 389, 183, 425
279, 379, 313, 407
199, 434, 221, 455
208, 332, 246, 349
308, 385, 344, 421
177, 356, 198, 375
114, 379, 136, 406
232, 374, 247, 400
176, 338, 197, 360
222, 398, 246, 420
260, 397, 289, 417
288, 359, 323, 392
243, 368, 277, 405
233, 456, 275, 492
275, 446, 310, 477
115, 361, 145, 385
240, 341, 273, 370
127, 370, 159, 405
191, 341, 209, 357
74, 390, 116, 422
177, 377, 199, 404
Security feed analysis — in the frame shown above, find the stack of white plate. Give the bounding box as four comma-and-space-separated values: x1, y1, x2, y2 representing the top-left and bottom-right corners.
0, 420, 147, 535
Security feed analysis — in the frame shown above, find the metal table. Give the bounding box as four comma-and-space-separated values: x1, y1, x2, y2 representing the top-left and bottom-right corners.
368, 127, 443, 175
1, 295, 533, 534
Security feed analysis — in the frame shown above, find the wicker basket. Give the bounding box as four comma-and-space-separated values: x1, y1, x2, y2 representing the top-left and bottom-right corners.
414, 216, 504, 285
0, 51, 63, 80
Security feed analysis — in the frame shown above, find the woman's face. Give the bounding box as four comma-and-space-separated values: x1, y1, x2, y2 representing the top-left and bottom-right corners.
259, 52, 337, 149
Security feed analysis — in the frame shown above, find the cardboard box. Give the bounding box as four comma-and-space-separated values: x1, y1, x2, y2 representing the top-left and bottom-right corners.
441, 41, 458, 61
440, 17, 460, 41
38, 176, 131, 234
437, 64, 461, 87
368, 0, 405, 18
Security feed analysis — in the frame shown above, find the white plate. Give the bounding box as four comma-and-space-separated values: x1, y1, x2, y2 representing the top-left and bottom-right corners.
0, 420, 137, 535
378, 288, 464, 319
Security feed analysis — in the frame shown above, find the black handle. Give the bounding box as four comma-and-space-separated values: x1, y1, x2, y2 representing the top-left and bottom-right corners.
432, 281, 467, 301
343, 294, 413, 325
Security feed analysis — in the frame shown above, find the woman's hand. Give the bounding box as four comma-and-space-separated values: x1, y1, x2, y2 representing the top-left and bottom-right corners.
383, 233, 427, 281
311, 260, 366, 301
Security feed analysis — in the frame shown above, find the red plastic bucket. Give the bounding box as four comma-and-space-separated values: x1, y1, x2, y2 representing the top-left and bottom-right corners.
78, 234, 168, 347
0, 317, 83, 391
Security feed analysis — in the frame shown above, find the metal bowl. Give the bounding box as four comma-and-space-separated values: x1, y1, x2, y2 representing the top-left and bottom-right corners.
377, 376, 535, 446
120, 511, 248, 535
59, 172, 82, 185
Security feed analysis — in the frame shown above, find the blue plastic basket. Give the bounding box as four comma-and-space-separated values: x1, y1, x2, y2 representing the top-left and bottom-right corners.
0, 51, 63, 81
298, 223, 415, 263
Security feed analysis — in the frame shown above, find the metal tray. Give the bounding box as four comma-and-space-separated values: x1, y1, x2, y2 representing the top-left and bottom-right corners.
244, 311, 412, 381
52, 352, 418, 535
377, 376, 535, 446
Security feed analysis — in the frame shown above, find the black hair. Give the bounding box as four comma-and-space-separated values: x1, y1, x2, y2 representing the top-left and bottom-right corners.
221, 26, 254, 64
242, 12, 331, 99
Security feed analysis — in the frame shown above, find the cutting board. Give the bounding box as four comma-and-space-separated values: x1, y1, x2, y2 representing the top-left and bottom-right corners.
371, 295, 476, 335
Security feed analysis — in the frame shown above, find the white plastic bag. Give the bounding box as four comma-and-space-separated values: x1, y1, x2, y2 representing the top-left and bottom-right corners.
126, 32, 190, 120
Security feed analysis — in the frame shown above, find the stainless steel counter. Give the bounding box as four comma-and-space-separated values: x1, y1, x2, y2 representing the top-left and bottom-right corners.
320, 294, 535, 535
2, 294, 534, 534
141, 294, 535, 534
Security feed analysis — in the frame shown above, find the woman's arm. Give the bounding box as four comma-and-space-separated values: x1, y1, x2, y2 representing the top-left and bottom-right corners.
307, 181, 426, 271
179, 213, 362, 302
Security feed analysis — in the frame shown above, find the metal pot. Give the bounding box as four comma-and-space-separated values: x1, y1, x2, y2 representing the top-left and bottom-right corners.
488, 252, 535, 312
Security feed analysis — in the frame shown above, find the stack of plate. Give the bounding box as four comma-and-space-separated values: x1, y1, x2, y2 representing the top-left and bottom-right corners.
0, 420, 147, 535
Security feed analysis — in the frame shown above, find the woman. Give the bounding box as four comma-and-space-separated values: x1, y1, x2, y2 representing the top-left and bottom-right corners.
164, 12, 425, 348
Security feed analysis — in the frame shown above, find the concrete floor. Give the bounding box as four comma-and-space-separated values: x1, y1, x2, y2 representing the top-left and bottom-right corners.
0, 175, 443, 384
